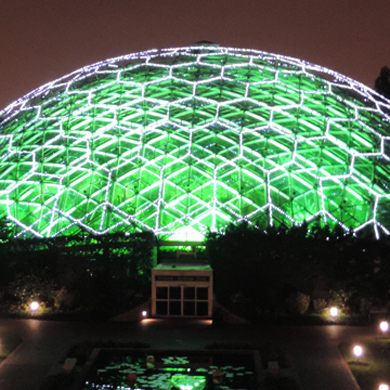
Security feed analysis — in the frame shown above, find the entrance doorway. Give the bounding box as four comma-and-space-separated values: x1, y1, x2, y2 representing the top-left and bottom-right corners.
155, 285, 210, 316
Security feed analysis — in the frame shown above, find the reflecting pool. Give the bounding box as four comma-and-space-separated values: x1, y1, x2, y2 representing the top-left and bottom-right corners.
83, 350, 257, 390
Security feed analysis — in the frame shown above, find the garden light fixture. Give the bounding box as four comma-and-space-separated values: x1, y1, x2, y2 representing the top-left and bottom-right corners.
29, 301, 39, 312
330, 307, 339, 318
353, 345, 363, 361
380, 321, 389, 334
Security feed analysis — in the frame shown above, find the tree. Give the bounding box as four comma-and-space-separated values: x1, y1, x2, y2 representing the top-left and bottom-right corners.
374, 66, 390, 99
0, 216, 12, 243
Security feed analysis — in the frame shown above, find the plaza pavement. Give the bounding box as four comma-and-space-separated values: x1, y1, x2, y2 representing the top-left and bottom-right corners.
0, 317, 372, 390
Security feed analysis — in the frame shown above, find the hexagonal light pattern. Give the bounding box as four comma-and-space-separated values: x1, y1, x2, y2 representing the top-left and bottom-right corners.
1, 44, 390, 240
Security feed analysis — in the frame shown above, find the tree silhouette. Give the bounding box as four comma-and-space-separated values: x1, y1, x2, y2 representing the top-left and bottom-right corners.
0, 216, 12, 243
374, 66, 390, 99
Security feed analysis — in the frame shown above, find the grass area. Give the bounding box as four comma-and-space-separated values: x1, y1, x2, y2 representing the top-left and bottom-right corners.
339, 338, 390, 390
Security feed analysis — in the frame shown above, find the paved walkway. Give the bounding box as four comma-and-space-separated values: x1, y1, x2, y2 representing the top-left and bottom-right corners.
0, 318, 369, 390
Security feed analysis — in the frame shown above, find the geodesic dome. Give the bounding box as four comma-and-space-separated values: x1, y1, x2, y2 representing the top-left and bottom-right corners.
1, 44, 390, 239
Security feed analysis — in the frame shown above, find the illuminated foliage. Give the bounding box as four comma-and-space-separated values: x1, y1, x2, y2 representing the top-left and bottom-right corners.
1, 232, 155, 314
1, 45, 390, 239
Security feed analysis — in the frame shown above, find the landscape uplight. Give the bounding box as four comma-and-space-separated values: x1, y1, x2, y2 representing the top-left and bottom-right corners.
29, 301, 39, 312
353, 345, 363, 361
379, 384, 389, 390
330, 307, 339, 318
380, 321, 389, 334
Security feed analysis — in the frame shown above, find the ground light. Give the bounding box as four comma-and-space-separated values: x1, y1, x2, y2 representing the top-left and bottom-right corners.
380, 321, 389, 336
330, 307, 339, 318
29, 301, 39, 312
379, 384, 389, 390
353, 345, 363, 362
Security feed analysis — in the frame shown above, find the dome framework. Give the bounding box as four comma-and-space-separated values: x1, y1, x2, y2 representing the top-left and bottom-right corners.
1, 45, 390, 239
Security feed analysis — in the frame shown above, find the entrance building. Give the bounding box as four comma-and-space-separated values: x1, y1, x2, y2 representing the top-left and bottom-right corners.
151, 245, 213, 318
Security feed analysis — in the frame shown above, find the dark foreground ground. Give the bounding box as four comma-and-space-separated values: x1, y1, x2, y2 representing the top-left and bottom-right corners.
0, 317, 372, 390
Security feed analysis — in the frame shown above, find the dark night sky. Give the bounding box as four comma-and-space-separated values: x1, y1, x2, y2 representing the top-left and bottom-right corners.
1, 0, 389, 110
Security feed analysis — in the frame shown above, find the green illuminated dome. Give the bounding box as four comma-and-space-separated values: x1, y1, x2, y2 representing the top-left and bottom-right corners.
1, 45, 390, 239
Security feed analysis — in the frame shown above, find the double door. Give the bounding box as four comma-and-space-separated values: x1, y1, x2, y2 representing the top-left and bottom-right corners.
155, 285, 209, 317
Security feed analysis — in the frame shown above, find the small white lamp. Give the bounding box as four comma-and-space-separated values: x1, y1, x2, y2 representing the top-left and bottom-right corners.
380, 321, 389, 335
353, 345, 363, 362
330, 307, 339, 318
29, 301, 39, 312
